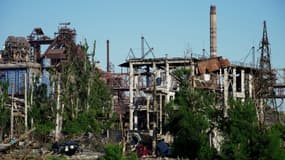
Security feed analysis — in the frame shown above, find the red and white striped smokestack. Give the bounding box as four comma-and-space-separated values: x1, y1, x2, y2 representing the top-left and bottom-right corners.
210, 5, 217, 57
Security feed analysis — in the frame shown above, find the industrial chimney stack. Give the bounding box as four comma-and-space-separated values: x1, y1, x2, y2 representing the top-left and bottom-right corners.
210, 5, 217, 57
107, 40, 110, 72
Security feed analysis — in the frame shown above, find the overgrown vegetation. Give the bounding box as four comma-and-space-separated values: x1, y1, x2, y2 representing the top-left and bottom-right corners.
219, 99, 285, 160
28, 40, 113, 144
0, 81, 9, 142
1, 40, 285, 159
166, 68, 217, 159
99, 144, 137, 160
60, 47, 112, 135
166, 68, 285, 159
30, 79, 56, 142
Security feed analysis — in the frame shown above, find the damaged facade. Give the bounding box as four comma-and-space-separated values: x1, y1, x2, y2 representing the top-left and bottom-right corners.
107, 5, 285, 151
0, 23, 86, 141
1, 5, 285, 155
117, 52, 256, 149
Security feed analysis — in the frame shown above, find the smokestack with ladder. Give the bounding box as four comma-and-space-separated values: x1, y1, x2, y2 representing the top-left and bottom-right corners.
210, 5, 217, 57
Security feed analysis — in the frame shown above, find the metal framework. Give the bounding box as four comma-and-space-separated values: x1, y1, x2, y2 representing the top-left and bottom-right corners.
255, 21, 281, 124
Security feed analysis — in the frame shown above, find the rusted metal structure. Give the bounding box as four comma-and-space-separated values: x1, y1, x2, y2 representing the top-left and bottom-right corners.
254, 21, 285, 124
255, 21, 276, 99
27, 27, 53, 62
0, 23, 87, 142
43, 23, 85, 67
1, 5, 285, 154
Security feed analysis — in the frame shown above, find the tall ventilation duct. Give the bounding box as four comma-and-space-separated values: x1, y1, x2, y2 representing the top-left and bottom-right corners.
210, 5, 217, 57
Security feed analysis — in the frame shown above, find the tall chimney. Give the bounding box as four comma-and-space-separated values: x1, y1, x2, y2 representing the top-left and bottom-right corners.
210, 5, 217, 57
107, 40, 110, 72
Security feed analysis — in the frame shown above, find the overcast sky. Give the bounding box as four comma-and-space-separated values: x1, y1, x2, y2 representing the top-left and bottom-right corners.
1, 0, 285, 70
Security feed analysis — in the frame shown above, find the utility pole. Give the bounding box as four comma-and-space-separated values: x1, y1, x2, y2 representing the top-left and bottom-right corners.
255, 21, 278, 124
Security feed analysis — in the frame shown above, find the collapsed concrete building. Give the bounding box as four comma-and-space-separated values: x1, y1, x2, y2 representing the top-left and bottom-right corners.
114, 41, 257, 150
0, 23, 86, 140
106, 5, 285, 150
1, 5, 285, 153
0, 35, 41, 138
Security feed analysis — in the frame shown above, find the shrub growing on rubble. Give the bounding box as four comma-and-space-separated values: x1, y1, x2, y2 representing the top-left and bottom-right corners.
99, 144, 137, 160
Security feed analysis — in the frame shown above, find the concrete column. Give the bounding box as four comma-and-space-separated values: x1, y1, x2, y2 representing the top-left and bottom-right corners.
165, 61, 170, 102
219, 68, 222, 92
152, 62, 157, 130
223, 68, 229, 113
191, 60, 196, 88
146, 96, 150, 130
232, 68, 236, 100
133, 65, 139, 130
249, 74, 253, 98
134, 111, 138, 131
24, 72, 28, 131
30, 73, 34, 129
146, 66, 150, 87
134, 74, 139, 96
159, 94, 163, 134
241, 69, 245, 101
129, 63, 134, 130
55, 74, 61, 141
152, 61, 156, 74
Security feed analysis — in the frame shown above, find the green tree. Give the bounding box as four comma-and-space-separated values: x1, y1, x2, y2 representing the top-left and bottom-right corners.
30, 79, 56, 143
219, 100, 258, 159
0, 81, 9, 142
220, 99, 285, 160
166, 68, 217, 159
59, 41, 112, 136
28, 40, 112, 142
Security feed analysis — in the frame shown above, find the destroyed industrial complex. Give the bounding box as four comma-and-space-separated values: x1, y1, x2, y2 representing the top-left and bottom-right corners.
1, 5, 285, 159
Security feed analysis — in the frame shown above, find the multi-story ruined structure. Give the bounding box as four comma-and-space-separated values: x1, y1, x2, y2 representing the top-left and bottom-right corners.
117, 41, 256, 141
0, 23, 85, 139
107, 6, 285, 151
1, 5, 285, 152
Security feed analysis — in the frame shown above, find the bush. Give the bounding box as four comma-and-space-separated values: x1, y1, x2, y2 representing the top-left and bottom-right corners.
99, 144, 137, 160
